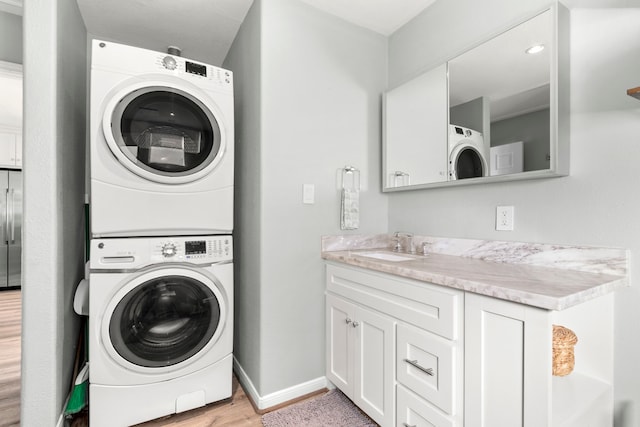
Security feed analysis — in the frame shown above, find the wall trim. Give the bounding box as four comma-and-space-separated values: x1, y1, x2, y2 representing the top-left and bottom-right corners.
233, 357, 328, 410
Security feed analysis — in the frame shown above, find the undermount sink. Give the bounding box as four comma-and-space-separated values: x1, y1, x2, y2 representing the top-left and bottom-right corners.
356, 251, 417, 262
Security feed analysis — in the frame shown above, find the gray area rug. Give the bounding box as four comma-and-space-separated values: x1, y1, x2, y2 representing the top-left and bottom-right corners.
261, 389, 378, 427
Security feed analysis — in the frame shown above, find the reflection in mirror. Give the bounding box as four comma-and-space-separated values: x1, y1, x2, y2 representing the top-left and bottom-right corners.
384, 64, 447, 188
382, 3, 568, 192
448, 9, 551, 180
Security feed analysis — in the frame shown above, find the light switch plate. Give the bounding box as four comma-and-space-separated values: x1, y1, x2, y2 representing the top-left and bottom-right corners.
303, 184, 315, 204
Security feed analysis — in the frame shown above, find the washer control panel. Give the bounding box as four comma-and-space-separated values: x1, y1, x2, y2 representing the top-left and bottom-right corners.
91, 235, 233, 269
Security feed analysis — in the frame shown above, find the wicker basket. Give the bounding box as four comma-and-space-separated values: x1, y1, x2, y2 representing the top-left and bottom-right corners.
552, 325, 578, 376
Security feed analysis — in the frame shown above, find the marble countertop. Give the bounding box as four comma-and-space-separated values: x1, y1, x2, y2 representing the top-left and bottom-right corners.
321, 235, 629, 311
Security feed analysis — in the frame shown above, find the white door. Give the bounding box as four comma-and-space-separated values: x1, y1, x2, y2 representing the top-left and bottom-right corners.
490, 141, 524, 176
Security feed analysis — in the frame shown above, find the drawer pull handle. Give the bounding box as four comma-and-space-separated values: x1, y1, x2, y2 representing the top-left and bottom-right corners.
404, 358, 434, 376
403, 423, 417, 427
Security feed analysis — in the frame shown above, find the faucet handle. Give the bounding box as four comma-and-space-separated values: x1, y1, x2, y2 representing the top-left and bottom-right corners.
421, 242, 429, 255
393, 235, 402, 252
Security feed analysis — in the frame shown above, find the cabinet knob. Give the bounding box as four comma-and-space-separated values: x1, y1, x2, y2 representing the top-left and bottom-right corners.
345, 317, 352, 325
352, 321, 359, 328
403, 423, 417, 427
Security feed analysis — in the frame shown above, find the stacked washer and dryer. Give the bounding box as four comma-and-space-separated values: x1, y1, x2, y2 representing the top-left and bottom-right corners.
87, 40, 235, 427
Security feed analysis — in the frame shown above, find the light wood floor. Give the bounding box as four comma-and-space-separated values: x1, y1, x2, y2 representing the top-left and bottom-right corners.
0, 289, 21, 427
137, 375, 265, 426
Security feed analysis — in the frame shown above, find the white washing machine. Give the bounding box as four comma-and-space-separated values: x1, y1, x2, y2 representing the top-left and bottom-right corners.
88, 235, 233, 427
89, 39, 234, 237
448, 124, 488, 180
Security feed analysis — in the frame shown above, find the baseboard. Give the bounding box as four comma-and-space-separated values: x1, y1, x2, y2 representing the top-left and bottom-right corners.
233, 357, 328, 411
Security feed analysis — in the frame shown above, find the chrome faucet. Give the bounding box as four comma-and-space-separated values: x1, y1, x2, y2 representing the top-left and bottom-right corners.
393, 232, 414, 253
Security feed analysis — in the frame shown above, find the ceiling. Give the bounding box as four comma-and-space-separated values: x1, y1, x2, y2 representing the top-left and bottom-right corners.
74, 0, 437, 66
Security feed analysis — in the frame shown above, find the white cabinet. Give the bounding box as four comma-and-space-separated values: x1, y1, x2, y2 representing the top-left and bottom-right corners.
326, 293, 395, 427
465, 293, 614, 427
326, 263, 464, 427
326, 262, 615, 427
0, 129, 22, 169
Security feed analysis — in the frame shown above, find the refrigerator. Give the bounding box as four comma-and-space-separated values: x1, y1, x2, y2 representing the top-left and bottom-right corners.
0, 170, 21, 288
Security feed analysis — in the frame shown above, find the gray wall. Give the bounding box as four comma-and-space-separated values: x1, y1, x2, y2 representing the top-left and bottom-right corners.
225, 0, 388, 398
0, 10, 22, 63
491, 108, 550, 171
22, 0, 87, 424
222, 0, 263, 397
388, 4, 640, 426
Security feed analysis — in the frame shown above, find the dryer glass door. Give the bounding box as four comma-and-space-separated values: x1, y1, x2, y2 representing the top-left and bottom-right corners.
453, 147, 485, 179
110, 86, 222, 179
109, 274, 221, 367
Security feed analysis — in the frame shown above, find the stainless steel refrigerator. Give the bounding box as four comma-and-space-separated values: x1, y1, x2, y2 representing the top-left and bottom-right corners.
0, 170, 21, 288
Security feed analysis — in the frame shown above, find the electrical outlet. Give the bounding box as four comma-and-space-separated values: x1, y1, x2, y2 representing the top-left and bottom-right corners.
496, 206, 514, 231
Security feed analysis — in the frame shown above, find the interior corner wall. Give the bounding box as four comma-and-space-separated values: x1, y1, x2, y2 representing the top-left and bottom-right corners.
258, 0, 388, 396
222, 0, 264, 394
0, 11, 22, 63
388, 4, 640, 426
22, 0, 87, 424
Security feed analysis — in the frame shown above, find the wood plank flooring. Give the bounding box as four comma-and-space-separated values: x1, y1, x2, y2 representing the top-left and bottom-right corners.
0, 289, 21, 427
137, 375, 264, 426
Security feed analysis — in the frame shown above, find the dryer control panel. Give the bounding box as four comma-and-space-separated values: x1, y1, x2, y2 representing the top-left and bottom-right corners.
90, 235, 233, 269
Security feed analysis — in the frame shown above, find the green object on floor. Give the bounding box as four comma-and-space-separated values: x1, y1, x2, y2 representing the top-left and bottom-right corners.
65, 363, 88, 415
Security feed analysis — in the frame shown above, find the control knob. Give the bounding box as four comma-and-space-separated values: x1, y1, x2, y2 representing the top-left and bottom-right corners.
162, 56, 178, 70
161, 243, 177, 257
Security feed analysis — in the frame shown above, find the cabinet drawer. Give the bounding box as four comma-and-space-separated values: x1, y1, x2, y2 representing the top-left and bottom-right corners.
397, 384, 454, 427
326, 263, 461, 339
397, 323, 456, 414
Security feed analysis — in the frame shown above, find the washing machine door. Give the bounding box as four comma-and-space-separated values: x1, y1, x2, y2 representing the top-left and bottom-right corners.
449, 145, 487, 180
103, 80, 226, 184
105, 266, 227, 370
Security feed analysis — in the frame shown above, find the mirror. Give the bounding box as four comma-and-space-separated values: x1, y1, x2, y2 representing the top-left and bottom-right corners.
383, 4, 569, 191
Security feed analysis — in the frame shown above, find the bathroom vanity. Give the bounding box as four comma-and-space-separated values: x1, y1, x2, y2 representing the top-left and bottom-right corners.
322, 235, 628, 427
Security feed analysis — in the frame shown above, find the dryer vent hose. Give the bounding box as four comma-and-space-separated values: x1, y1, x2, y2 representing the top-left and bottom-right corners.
167, 46, 182, 56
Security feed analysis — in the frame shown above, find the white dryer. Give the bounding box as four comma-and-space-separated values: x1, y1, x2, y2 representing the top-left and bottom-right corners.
88, 235, 233, 427
89, 39, 234, 237
448, 124, 488, 180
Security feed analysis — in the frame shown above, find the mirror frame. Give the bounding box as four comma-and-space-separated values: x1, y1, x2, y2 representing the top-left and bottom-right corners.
382, 2, 569, 192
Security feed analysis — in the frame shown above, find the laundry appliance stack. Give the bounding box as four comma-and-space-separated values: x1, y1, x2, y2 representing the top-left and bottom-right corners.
86, 39, 235, 427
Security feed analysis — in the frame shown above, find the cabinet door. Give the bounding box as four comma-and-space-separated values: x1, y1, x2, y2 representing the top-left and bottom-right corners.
326, 294, 354, 394
465, 293, 551, 427
0, 132, 16, 167
354, 305, 395, 427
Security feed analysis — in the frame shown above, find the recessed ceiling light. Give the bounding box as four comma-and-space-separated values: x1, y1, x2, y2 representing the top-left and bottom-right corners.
525, 44, 545, 54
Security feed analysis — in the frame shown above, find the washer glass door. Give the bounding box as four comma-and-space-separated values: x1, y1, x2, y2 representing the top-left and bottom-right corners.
110, 86, 222, 180
109, 274, 221, 367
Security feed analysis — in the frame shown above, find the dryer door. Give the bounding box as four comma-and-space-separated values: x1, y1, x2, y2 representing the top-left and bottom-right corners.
103, 83, 226, 184
449, 146, 487, 180
105, 267, 227, 369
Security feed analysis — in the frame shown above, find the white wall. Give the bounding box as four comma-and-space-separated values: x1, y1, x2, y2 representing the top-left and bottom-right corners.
21, 0, 87, 424
388, 4, 640, 426
225, 0, 388, 399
